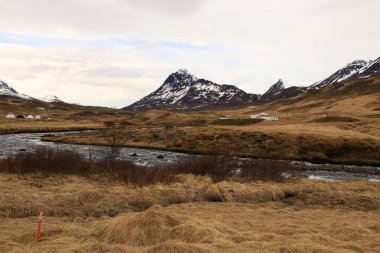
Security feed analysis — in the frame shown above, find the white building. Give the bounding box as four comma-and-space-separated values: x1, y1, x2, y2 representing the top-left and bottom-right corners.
26, 115, 34, 119
5, 113, 16, 119
250, 112, 279, 121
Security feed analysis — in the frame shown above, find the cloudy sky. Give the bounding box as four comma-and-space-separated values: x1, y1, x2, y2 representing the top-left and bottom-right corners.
0, 0, 379, 107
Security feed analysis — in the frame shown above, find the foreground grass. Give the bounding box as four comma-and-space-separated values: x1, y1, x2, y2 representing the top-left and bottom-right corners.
0, 173, 379, 253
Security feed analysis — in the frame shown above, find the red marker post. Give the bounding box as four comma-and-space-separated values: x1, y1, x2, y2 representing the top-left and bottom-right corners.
36, 207, 45, 242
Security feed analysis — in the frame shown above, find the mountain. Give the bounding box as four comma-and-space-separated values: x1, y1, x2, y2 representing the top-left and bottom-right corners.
310, 57, 380, 89
0, 80, 32, 99
260, 79, 306, 103
126, 69, 260, 110
40, 95, 63, 103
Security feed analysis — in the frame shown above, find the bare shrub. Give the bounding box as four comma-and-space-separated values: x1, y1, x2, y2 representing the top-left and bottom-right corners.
0, 147, 90, 175
175, 155, 236, 182
240, 159, 297, 181
103, 124, 123, 173
112, 161, 176, 186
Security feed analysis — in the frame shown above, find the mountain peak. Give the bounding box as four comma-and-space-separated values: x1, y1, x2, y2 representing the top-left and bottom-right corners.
163, 69, 198, 85
263, 79, 285, 96
176, 68, 191, 75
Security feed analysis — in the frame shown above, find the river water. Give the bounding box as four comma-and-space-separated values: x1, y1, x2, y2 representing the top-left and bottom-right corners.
0, 131, 379, 181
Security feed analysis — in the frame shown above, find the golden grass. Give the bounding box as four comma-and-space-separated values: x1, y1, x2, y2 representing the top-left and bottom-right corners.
0, 173, 379, 252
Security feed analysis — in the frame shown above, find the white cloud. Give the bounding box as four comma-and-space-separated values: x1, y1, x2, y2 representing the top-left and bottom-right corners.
0, 0, 379, 107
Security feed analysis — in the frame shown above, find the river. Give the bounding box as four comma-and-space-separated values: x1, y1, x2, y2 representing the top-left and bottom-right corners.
0, 131, 379, 181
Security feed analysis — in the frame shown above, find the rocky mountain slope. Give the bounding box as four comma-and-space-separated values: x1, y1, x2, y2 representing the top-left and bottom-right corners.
126, 69, 260, 110
310, 57, 380, 89
0, 80, 32, 99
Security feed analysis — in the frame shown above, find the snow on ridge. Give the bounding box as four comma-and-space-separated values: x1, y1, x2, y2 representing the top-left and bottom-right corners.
310, 57, 378, 89
0, 79, 32, 99
40, 95, 63, 103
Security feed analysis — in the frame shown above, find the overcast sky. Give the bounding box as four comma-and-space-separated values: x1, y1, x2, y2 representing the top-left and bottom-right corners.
0, 0, 379, 107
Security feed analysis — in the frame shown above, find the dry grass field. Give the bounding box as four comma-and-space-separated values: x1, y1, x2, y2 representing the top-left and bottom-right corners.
0, 173, 379, 253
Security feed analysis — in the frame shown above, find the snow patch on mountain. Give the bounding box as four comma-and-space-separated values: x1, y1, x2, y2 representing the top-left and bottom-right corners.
40, 95, 63, 103
310, 57, 380, 89
0, 80, 32, 99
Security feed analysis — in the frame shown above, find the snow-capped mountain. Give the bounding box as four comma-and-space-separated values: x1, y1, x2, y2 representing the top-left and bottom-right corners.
40, 95, 63, 103
310, 57, 380, 89
260, 79, 306, 103
126, 69, 260, 110
0, 80, 32, 99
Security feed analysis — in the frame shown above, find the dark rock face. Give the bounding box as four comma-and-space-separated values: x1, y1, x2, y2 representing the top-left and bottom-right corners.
261, 79, 306, 103
359, 57, 380, 77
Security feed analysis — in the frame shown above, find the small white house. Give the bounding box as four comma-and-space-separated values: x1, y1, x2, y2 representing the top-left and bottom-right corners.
5, 113, 16, 119
250, 112, 279, 121
26, 115, 34, 119
35, 115, 41, 120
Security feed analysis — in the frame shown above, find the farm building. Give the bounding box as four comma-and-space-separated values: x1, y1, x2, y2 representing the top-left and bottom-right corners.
26, 115, 34, 119
5, 113, 16, 119
250, 112, 279, 121
314, 112, 328, 118
35, 115, 41, 120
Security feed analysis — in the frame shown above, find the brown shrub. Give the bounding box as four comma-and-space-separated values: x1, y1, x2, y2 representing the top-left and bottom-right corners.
0, 147, 90, 175
175, 155, 236, 182
240, 159, 298, 182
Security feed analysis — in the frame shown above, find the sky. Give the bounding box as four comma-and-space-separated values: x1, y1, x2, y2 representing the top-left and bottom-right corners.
0, 0, 379, 107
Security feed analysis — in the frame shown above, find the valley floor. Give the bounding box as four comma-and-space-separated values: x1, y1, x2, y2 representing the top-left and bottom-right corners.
1, 173, 379, 253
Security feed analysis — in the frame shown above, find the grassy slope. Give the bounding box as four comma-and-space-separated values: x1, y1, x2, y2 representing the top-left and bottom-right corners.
0, 95, 129, 133
0, 173, 379, 253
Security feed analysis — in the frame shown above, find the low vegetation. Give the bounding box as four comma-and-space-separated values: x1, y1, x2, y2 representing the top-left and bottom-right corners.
211, 118, 263, 125
0, 171, 379, 252
309, 116, 360, 123
0, 147, 298, 186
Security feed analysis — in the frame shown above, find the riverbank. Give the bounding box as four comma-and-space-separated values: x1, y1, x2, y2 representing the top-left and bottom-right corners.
1, 173, 379, 253
41, 125, 380, 167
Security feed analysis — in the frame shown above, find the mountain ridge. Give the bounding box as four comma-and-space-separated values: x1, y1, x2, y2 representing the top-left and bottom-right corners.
126, 56, 379, 111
